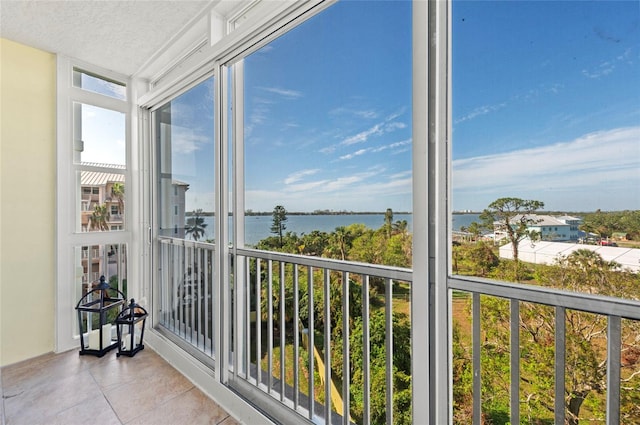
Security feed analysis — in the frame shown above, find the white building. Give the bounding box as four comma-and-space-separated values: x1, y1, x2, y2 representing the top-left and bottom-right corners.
499, 239, 640, 273
494, 214, 582, 242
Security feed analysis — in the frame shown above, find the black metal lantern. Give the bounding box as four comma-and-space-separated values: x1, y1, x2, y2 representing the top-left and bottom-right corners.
75, 275, 125, 357
115, 298, 148, 357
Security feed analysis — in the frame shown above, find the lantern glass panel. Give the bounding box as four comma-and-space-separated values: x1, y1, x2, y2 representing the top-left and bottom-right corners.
73, 243, 128, 338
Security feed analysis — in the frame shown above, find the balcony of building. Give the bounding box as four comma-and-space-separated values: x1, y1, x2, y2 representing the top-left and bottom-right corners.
2, 1, 639, 425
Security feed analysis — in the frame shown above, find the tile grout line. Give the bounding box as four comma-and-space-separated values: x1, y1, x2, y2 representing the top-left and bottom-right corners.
88, 364, 126, 425
1, 367, 5, 425
119, 381, 196, 425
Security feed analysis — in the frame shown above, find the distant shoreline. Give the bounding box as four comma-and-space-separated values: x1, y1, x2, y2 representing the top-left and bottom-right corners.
186, 211, 482, 216
185, 210, 617, 217
188, 211, 416, 216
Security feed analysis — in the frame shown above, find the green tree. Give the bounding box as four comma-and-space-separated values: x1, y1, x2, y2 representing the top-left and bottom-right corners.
480, 197, 544, 280
89, 203, 110, 231
476, 252, 640, 424
467, 221, 483, 241
325, 226, 352, 260
349, 310, 412, 425
110, 182, 125, 215
299, 230, 329, 256
270, 205, 288, 247
384, 208, 394, 238
185, 209, 208, 241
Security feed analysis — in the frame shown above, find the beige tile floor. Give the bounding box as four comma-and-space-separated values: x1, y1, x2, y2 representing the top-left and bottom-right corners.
1, 348, 239, 425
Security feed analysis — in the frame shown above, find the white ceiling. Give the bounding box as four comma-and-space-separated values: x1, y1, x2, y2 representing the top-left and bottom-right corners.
0, 0, 238, 77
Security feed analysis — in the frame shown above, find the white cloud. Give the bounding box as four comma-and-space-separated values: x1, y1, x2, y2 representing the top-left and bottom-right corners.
453, 127, 640, 208
342, 124, 383, 145
455, 102, 507, 124
384, 122, 407, 132
372, 138, 412, 153
259, 86, 303, 99
339, 148, 370, 160
172, 126, 211, 154
284, 169, 321, 184
320, 145, 336, 154
329, 107, 379, 119
582, 61, 615, 79
286, 180, 330, 192
340, 112, 408, 146
245, 165, 414, 212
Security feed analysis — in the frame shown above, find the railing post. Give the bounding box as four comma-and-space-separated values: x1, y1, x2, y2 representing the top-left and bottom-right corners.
555, 306, 566, 424
607, 316, 621, 425
510, 300, 520, 425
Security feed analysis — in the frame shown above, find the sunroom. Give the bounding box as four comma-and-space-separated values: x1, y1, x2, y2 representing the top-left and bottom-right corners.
2, 1, 639, 424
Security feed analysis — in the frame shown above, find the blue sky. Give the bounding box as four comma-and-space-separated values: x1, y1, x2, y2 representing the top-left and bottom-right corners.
243, 0, 639, 213
83, 1, 639, 214
244, 1, 413, 213
452, 1, 640, 212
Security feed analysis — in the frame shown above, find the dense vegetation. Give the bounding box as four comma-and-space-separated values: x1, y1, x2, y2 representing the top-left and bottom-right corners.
252, 208, 412, 424
252, 206, 639, 424
580, 209, 640, 240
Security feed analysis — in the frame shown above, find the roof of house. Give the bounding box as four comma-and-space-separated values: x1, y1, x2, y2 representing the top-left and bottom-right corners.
499, 239, 640, 272
496, 214, 582, 227
81, 171, 125, 186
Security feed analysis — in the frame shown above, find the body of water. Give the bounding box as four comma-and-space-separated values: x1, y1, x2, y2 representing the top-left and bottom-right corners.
194, 213, 480, 245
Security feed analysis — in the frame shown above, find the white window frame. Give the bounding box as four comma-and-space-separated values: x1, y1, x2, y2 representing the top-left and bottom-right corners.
137, 0, 451, 422
55, 56, 135, 353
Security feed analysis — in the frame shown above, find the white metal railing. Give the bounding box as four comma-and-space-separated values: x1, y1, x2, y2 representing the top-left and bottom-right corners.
229, 247, 412, 425
157, 237, 412, 424
449, 276, 640, 425
157, 237, 638, 424
158, 237, 215, 357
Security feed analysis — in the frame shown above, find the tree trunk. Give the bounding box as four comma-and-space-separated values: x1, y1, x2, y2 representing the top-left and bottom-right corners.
566, 393, 586, 425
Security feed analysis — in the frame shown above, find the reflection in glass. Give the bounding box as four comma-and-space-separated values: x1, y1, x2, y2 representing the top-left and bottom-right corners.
156, 77, 215, 240
73, 243, 128, 327
73, 68, 126, 100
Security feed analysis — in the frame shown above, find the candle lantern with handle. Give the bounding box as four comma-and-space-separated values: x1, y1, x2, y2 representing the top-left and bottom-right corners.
75, 275, 125, 357
115, 298, 148, 357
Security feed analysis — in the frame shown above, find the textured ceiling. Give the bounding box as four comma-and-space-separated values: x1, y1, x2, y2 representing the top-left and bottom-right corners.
0, 0, 216, 76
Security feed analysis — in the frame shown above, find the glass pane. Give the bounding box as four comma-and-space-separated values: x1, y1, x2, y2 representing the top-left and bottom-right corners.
238, 3, 412, 424
243, 1, 412, 253
74, 103, 126, 166
156, 77, 215, 240
452, 1, 640, 282
73, 243, 128, 336
73, 68, 126, 100
78, 172, 125, 232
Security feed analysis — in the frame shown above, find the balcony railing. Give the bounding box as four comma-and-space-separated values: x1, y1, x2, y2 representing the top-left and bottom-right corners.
449, 276, 640, 425
158, 237, 411, 424
157, 236, 640, 424
158, 237, 215, 357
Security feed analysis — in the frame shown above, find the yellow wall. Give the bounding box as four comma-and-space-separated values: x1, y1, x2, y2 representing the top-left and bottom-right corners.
0, 38, 56, 366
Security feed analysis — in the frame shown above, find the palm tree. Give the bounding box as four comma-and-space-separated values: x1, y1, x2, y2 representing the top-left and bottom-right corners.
384, 208, 394, 238
393, 219, 408, 234
185, 209, 208, 241
110, 182, 125, 216
328, 226, 351, 260
89, 204, 110, 231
